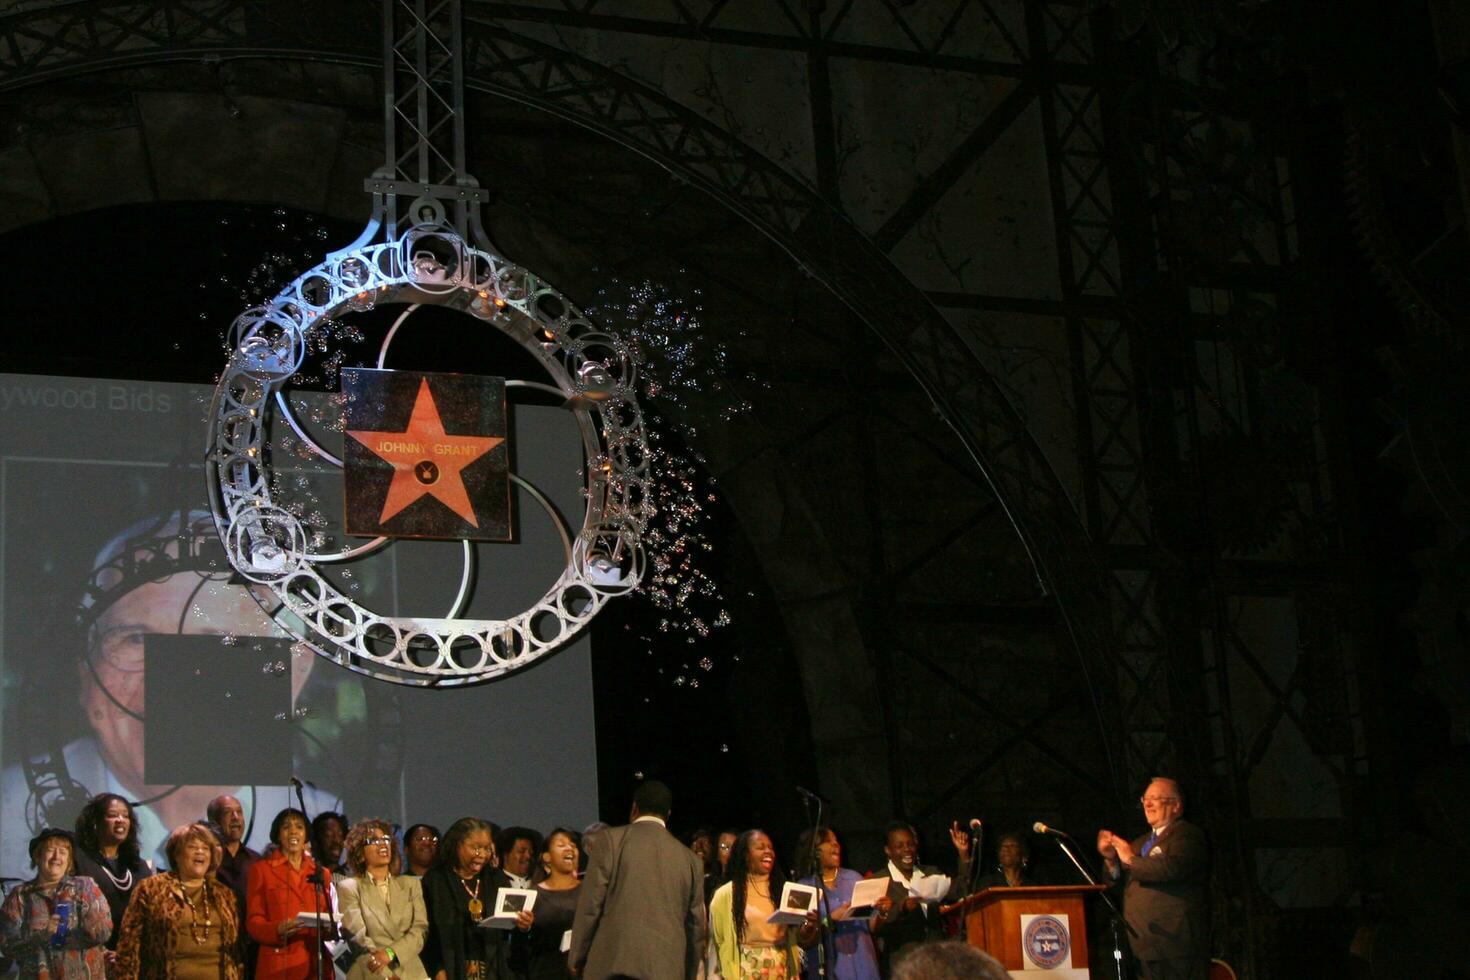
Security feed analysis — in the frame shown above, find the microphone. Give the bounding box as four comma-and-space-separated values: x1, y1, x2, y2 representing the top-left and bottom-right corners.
795, 785, 828, 803
289, 776, 303, 789
966, 818, 984, 892
1033, 821, 1073, 839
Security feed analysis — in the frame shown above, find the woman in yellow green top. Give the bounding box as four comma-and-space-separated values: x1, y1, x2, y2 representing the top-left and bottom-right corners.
708, 830, 818, 979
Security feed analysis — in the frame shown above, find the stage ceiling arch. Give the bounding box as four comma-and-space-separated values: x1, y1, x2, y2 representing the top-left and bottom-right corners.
0, 0, 1127, 849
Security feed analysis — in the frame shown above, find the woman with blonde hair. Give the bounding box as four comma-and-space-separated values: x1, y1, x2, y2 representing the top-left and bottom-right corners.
114, 822, 244, 979
337, 819, 429, 979
0, 828, 112, 978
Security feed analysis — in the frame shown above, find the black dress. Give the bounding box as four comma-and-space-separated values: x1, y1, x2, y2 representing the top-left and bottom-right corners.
422, 864, 513, 980
73, 848, 152, 950
526, 883, 579, 980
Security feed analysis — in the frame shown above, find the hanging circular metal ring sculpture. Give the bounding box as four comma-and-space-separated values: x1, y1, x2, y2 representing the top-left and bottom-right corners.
207, 223, 651, 686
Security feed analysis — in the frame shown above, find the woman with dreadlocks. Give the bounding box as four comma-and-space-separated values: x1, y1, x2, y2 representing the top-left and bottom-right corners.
708, 830, 817, 979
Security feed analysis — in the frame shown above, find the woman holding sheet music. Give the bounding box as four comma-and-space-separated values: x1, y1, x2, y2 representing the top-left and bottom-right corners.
794, 827, 889, 980
708, 830, 819, 979
421, 818, 533, 980
246, 809, 334, 980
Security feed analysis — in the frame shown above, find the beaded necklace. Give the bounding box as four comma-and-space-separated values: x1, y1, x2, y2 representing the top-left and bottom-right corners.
181, 881, 213, 945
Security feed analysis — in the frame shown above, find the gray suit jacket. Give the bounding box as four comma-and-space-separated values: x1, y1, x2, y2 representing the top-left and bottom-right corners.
337, 874, 430, 980
569, 820, 705, 980
1119, 819, 1210, 962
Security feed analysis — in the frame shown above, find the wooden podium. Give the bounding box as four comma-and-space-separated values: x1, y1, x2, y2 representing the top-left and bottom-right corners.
941, 884, 1108, 977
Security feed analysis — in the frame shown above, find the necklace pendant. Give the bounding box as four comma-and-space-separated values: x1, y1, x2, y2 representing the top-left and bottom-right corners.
467, 897, 483, 918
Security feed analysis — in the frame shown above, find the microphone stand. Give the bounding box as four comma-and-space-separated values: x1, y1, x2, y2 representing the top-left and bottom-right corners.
968, 822, 985, 896
292, 779, 332, 980
797, 788, 835, 979
1049, 834, 1132, 980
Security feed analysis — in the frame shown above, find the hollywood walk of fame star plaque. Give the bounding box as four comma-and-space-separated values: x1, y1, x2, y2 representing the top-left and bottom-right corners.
342, 367, 511, 540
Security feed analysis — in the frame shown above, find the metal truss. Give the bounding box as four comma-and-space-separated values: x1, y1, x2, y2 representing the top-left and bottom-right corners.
1034, 5, 1257, 963
1146, 92, 1372, 974
442, 18, 1120, 747
1026, 0, 1175, 798
850, 0, 1145, 853
474, 1, 1030, 74
1030, 5, 1379, 974
799, 5, 1150, 858
859, 0, 1376, 963
371, 0, 488, 239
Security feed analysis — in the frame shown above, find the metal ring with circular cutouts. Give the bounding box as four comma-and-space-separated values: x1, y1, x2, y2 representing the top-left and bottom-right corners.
206, 223, 651, 686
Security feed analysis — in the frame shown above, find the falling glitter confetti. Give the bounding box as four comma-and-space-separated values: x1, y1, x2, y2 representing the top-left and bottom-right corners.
578, 275, 767, 688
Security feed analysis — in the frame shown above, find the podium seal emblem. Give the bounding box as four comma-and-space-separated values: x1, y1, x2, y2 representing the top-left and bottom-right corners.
1023, 914, 1069, 969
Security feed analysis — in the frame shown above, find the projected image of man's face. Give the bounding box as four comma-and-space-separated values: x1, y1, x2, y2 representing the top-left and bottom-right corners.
80, 563, 310, 839
88, 576, 253, 776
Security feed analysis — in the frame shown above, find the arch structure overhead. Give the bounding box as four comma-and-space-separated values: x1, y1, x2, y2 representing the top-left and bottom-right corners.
0, 0, 1128, 818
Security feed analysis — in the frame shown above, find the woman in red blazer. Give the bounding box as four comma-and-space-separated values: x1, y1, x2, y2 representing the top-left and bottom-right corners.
247, 808, 334, 979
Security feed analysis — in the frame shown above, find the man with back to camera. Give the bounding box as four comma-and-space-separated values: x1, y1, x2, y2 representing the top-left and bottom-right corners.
568, 780, 704, 979
1096, 777, 1211, 980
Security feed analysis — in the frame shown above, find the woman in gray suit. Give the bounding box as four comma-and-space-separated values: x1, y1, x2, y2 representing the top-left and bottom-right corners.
338, 819, 430, 979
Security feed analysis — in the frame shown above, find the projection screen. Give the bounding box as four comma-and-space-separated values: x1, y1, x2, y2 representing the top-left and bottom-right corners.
0, 373, 599, 875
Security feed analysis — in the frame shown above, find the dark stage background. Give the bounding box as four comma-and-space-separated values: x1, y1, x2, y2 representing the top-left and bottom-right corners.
5, 2, 1470, 972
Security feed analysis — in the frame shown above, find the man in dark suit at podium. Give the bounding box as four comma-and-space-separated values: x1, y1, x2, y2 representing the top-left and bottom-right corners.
1097, 777, 1210, 980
